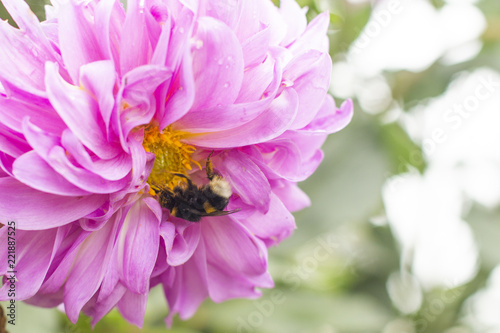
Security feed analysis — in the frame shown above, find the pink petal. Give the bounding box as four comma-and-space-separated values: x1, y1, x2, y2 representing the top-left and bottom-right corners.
120, 0, 151, 75
117, 65, 172, 139
152, 239, 169, 279
94, 0, 125, 71
0, 153, 15, 176
183, 88, 298, 147
58, 0, 104, 83
240, 25, 271, 67
245, 140, 302, 182
151, 5, 195, 129
249, 137, 324, 182
295, 148, 324, 182
163, 244, 208, 326
0, 19, 53, 91
300, 97, 354, 134
0, 177, 107, 230
117, 289, 148, 328
0, 73, 50, 105
145, 9, 163, 52
216, 149, 271, 212
118, 198, 160, 294
21, 120, 127, 192
235, 0, 286, 45
202, 217, 273, 302
21, 117, 59, 159
48, 146, 129, 193
284, 51, 332, 129
90, 282, 126, 326
150, 15, 172, 66
288, 11, 330, 54
0, 95, 65, 134
64, 214, 119, 323
233, 0, 263, 42
205, 0, 242, 30
13, 151, 91, 196
158, 50, 195, 128
38, 227, 91, 294
240, 193, 295, 246
278, 129, 328, 162
236, 49, 277, 103
0, 229, 57, 300
1, 0, 61, 63
61, 129, 132, 181
203, 217, 268, 276
128, 134, 147, 188
45, 62, 120, 160
174, 56, 280, 131
271, 180, 311, 212
279, 0, 307, 47
190, 16, 244, 110
165, 218, 201, 266
97, 215, 125, 301
207, 264, 273, 302
164, 5, 195, 69
0, 123, 30, 158
79, 60, 117, 137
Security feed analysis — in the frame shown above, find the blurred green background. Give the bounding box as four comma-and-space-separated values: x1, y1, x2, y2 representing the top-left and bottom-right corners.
2, 0, 500, 332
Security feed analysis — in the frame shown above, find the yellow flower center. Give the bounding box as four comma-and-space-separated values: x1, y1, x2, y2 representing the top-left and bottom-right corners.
142, 124, 200, 192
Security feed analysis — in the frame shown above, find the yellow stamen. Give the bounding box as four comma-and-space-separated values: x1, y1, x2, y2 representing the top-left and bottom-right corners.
142, 124, 201, 191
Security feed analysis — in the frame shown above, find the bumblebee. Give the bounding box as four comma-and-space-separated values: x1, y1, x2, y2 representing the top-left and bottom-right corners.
157, 152, 240, 222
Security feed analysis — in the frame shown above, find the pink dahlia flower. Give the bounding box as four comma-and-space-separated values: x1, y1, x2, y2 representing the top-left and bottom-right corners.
0, 0, 352, 327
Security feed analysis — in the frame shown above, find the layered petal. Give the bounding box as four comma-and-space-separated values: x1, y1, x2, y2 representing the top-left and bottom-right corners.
58, 0, 105, 83
216, 149, 271, 212
239, 192, 296, 246
117, 197, 160, 294
0, 228, 58, 300
63, 213, 120, 323
0, 177, 107, 230
45, 62, 120, 159
183, 88, 299, 147
190, 16, 244, 110
202, 217, 274, 301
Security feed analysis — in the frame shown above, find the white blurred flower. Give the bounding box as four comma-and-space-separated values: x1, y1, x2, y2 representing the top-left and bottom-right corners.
347, 0, 486, 75
330, 61, 392, 114
401, 68, 500, 207
331, 0, 486, 116
464, 266, 500, 331
382, 169, 479, 290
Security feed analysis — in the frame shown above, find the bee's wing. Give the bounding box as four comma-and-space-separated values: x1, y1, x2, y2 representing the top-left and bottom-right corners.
200, 208, 241, 217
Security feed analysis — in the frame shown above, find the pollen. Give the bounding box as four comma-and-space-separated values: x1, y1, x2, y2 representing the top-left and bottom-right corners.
142, 124, 200, 191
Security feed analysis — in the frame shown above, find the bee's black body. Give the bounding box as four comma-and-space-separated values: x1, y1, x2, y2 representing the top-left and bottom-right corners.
158, 153, 239, 222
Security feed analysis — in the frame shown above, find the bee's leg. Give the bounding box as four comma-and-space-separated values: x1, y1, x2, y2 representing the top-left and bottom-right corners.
158, 188, 175, 211
206, 150, 215, 180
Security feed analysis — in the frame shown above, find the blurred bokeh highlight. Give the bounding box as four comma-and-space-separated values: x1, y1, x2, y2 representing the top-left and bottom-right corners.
1, 0, 500, 332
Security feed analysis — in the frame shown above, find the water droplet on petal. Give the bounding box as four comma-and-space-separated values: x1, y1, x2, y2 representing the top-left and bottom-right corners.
179, 27, 185, 34
217, 59, 224, 65
223, 82, 230, 88
194, 40, 203, 49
